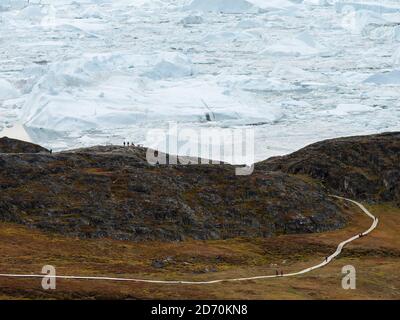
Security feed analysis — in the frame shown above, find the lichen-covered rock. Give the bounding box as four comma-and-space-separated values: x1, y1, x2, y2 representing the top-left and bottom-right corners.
262, 132, 400, 205
0, 137, 49, 154
0, 143, 345, 241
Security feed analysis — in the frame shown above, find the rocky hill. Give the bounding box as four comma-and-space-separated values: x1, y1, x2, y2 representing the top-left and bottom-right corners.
261, 132, 400, 205
0, 140, 345, 241
0, 137, 49, 154
0, 132, 397, 242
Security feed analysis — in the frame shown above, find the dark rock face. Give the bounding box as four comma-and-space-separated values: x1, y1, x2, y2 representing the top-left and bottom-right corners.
2, 132, 397, 242
0, 137, 49, 154
0, 145, 345, 241
261, 132, 400, 205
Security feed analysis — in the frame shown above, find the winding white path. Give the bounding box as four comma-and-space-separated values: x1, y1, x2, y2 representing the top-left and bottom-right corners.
0, 196, 378, 285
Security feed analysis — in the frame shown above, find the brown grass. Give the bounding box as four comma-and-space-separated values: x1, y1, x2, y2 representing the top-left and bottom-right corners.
0, 201, 399, 299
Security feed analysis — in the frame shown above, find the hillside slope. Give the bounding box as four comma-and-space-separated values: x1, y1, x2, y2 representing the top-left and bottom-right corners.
261, 132, 400, 205
1, 132, 398, 242
0, 141, 343, 241
0, 137, 49, 154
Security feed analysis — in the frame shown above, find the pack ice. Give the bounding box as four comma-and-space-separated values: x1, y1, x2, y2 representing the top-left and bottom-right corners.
0, 0, 400, 162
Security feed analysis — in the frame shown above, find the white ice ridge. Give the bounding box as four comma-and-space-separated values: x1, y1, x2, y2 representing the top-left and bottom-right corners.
21, 52, 282, 133
364, 70, 400, 85
185, 0, 296, 13
260, 31, 331, 57
1, 0, 400, 159
0, 79, 19, 100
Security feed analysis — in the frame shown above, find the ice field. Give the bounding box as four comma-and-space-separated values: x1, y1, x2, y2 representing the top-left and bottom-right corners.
1, 0, 400, 162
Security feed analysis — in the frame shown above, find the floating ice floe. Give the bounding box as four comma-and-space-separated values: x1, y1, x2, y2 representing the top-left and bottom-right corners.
17, 4, 46, 22
78, 5, 107, 19
185, 0, 296, 14
326, 103, 374, 116
270, 63, 325, 82
341, 9, 387, 34
0, 0, 27, 11
367, 23, 400, 41
335, 1, 400, 14
235, 19, 263, 29
237, 77, 302, 93
260, 31, 331, 57
21, 51, 282, 134
180, 15, 204, 25
249, 0, 298, 11
22, 76, 283, 133
185, 0, 257, 14
364, 70, 400, 85
0, 79, 19, 100
394, 47, 400, 65
202, 30, 259, 43
144, 52, 194, 80
303, 0, 329, 6
32, 54, 127, 91
2, 0, 400, 156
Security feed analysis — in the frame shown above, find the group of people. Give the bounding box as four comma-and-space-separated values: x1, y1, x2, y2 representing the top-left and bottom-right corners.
275, 270, 284, 277
122, 142, 144, 148
271, 227, 373, 278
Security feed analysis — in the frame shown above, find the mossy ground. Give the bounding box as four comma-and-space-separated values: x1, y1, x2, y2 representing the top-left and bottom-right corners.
0, 200, 398, 299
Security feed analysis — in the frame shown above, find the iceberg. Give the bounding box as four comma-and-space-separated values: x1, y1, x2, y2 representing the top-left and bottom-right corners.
327, 104, 374, 116
144, 53, 194, 80
364, 70, 400, 85
341, 9, 388, 34
0, 79, 19, 100
1, 0, 400, 157
260, 31, 331, 57
185, 0, 257, 14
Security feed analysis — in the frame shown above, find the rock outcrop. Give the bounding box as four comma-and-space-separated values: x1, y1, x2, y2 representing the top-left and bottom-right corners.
0, 137, 49, 154
0, 143, 344, 241
2, 132, 397, 242
261, 132, 400, 205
